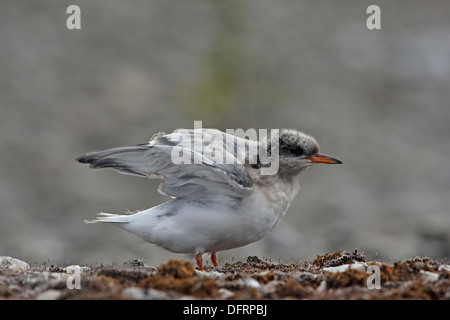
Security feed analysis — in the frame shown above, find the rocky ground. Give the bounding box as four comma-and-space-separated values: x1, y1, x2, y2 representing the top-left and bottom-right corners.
0, 251, 449, 300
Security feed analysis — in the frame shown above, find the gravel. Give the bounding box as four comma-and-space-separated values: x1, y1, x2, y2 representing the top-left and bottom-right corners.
0, 251, 449, 300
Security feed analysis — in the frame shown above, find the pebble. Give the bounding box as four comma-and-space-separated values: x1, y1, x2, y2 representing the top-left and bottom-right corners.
227, 276, 261, 289
122, 287, 169, 300
239, 276, 261, 289
317, 280, 327, 292
218, 288, 235, 299
438, 264, 450, 272
195, 270, 226, 280
296, 272, 318, 282
36, 289, 62, 300
0, 256, 30, 272
261, 280, 285, 295
322, 263, 366, 274
123, 259, 152, 270
25, 271, 69, 287
419, 270, 439, 282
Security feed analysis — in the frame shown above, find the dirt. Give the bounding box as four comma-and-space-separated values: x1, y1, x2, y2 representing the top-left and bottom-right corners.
1, 251, 449, 300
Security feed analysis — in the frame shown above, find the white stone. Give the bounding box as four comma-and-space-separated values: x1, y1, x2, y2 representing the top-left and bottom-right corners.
438, 264, 450, 272
122, 287, 168, 300
322, 263, 366, 274
241, 277, 261, 288
36, 289, 62, 300
195, 270, 226, 279
317, 280, 327, 292
228, 276, 261, 289
0, 256, 30, 272
420, 270, 439, 282
261, 280, 284, 295
26, 271, 70, 287
218, 288, 235, 299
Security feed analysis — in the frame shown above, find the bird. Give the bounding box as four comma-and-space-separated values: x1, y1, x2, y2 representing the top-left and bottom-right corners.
76, 128, 341, 270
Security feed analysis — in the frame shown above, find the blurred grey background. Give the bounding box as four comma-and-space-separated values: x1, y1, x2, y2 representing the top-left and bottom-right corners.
1, 0, 449, 266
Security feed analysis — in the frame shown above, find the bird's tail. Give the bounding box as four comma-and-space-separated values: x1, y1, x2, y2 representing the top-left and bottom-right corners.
84, 212, 130, 224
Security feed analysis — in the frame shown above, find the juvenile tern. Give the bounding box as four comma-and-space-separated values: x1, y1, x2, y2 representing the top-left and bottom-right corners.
77, 128, 341, 270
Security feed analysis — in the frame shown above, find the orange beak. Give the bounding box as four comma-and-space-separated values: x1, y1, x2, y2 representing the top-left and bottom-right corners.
306, 153, 342, 164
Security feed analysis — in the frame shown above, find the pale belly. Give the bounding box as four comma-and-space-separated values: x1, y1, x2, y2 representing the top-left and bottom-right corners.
121, 179, 300, 254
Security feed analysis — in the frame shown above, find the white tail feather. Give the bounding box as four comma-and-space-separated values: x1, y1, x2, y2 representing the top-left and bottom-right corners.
84, 212, 130, 224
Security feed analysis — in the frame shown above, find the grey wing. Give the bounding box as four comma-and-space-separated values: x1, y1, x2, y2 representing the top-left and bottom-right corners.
76, 130, 254, 200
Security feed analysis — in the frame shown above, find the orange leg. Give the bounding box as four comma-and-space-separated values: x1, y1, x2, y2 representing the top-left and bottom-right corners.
195, 253, 204, 271
211, 252, 218, 267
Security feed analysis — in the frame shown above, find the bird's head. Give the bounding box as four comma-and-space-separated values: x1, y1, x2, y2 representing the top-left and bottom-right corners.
263, 129, 342, 177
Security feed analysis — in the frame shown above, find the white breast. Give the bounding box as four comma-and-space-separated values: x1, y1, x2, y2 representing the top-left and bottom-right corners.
118, 175, 301, 255
230, 176, 301, 245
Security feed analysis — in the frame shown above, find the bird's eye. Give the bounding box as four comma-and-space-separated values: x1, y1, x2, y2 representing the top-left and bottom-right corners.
290, 147, 304, 156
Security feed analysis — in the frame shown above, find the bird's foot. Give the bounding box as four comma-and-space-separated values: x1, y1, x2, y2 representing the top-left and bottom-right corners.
211, 252, 218, 267
195, 253, 204, 271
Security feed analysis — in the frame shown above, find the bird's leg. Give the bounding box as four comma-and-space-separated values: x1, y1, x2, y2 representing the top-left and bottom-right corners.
195, 253, 204, 271
211, 252, 218, 267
